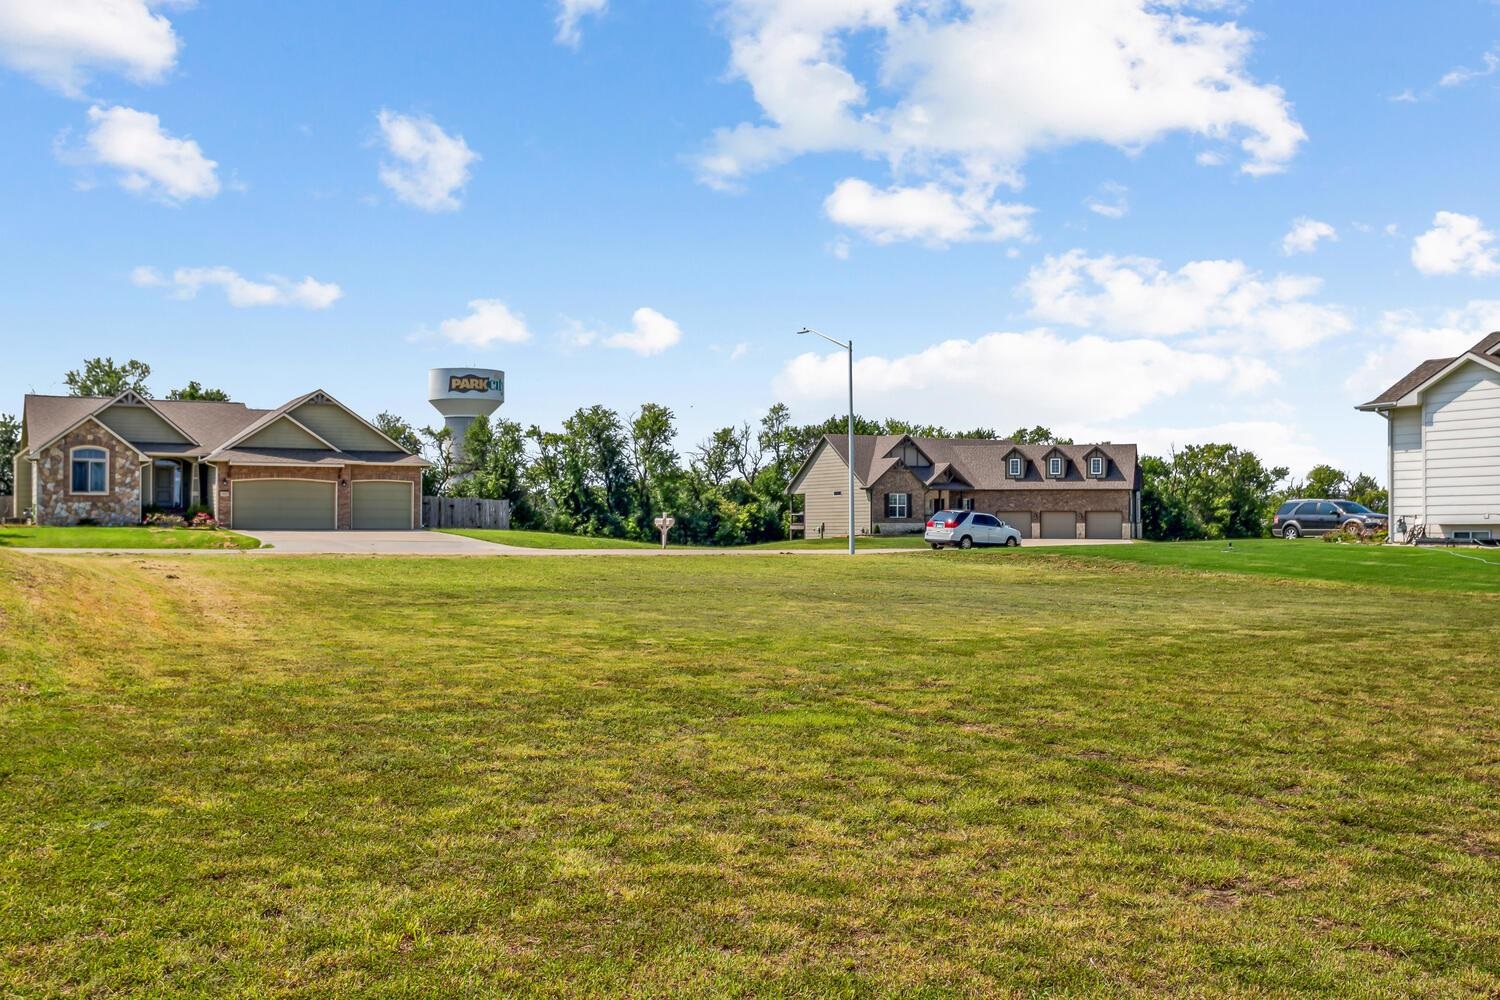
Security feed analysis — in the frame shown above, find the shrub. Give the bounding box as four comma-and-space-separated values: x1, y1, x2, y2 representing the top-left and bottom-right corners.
144, 512, 187, 528
190, 511, 216, 529
185, 504, 213, 519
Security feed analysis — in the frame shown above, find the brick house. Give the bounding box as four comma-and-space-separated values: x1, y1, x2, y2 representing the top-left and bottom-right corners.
789, 434, 1141, 540
12, 389, 427, 530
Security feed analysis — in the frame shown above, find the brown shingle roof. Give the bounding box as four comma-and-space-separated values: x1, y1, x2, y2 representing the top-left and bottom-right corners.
1361, 331, 1500, 408
823, 435, 1138, 491
213, 448, 425, 467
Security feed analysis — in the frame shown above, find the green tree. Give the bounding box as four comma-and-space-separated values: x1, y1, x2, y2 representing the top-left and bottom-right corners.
374, 412, 423, 455
418, 425, 454, 496
1141, 444, 1288, 540
1346, 473, 1388, 513
166, 381, 231, 401
628, 404, 679, 537
1008, 426, 1073, 445
65, 357, 152, 397
0, 412, 19, 496
1303, 464, 1347, 499
454, 416, 534, 526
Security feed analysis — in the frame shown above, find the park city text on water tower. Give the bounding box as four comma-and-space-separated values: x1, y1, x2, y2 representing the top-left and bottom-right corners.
428, 367, 504, 465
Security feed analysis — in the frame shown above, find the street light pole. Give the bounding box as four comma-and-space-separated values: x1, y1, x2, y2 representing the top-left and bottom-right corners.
797, 327, 856, 555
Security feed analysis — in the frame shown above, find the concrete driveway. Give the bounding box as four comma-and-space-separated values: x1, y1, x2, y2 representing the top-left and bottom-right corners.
240, 530, 503, 554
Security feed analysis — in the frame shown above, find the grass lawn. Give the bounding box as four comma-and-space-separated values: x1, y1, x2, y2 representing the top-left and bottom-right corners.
442, 528, 665, 549
1027, 537, 1500, 594
0, 525, 260, 550
1, 549, 1495, 995
746, 533, 929, 549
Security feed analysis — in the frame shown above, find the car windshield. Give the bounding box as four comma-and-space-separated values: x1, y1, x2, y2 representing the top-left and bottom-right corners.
932, 510, 966, 522
1335, 501, 1372, 514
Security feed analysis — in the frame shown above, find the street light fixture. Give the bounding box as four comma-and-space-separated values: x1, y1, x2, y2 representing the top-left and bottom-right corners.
796, 327, 855, 555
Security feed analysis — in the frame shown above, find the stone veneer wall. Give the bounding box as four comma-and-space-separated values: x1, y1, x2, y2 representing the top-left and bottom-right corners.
34, 419, 143, 526
217, 463, 423, 529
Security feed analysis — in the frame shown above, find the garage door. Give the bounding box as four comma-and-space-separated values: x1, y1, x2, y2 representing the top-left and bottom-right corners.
1085, 511, 1124, 540
352, 481, 413, 530
233, 479, 335, 530
1040, 511, 1076, 539
996, 511, 1031, 536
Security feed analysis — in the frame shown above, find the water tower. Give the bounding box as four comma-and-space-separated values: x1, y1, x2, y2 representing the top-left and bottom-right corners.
428, 367, 504, 466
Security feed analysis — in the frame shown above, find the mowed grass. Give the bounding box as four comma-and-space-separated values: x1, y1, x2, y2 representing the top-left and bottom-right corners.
0, 525, 260, 550
1, 550, 1496, 996
746, 534, 929, 549
442, 528, 664, 550
1024, 537, 1500, 594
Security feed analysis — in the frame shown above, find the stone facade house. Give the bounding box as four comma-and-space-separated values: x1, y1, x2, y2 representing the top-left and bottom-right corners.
13, 389, 427, 530
1357, 331, 1500, 541
789, 434, 1142, 540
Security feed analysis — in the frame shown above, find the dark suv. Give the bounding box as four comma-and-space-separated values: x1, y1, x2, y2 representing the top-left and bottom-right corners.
1272, 499, 1388, 539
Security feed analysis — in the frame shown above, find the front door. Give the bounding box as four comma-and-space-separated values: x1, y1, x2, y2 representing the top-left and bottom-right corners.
153, 461, 179, 507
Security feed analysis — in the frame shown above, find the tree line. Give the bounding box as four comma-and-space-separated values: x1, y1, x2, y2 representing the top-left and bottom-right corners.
0, 357, 1387, 540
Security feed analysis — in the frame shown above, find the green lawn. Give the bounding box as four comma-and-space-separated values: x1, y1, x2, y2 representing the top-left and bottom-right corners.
1025, 537, 1500, 594
746, 533, 929, 549
1, 549, 1495, 995
0, 525, 260, 550
442, 527, 665, 549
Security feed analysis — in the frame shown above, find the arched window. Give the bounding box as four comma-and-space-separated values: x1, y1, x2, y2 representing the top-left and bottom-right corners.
70, 447, 108, 494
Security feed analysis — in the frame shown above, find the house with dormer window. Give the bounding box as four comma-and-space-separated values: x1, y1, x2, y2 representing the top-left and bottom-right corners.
789, 435, 1140, 539
12, 389, 427, 530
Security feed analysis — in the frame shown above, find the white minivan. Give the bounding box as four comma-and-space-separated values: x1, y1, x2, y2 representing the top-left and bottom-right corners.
924, 510, 1023, 549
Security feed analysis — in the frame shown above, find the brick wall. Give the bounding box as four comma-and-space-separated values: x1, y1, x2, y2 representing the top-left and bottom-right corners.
217, 463, 423, 529
34, 419, 143, 526
869, 466, 930, 534
864, 464, 1136, 539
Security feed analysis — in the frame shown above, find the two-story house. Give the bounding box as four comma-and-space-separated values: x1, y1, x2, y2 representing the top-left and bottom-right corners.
1357, 331, 1500, 541
789, 434, 1141, 539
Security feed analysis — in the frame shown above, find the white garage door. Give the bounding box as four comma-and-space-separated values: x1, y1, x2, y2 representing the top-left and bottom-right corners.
1040, 512, 1076, 539
1085, 511, 1124, 539
352, 481, 414, 530
233, 479, 336, 530
996, 511, 1031, 536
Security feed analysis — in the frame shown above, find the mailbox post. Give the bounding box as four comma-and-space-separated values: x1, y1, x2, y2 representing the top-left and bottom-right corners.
653, 514, 676, 549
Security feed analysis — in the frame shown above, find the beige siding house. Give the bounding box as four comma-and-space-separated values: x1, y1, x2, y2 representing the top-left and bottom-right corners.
1358, 331, 1500, 540
789, 434, 1142, 540
13, 389, 426, 530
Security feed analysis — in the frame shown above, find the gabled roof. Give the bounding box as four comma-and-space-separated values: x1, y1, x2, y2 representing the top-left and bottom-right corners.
20, 389, 424, 465
803, 435, 1138, 492
1359, 332, 1500, 409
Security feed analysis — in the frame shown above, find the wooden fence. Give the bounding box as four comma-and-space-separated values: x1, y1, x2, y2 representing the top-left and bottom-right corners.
422, 496, 511, 530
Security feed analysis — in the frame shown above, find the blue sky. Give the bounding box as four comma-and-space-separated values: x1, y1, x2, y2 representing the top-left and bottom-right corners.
3, 1, 1500, 478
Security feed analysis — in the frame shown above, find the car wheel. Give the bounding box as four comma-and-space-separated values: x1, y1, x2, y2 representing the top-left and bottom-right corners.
930, 543, 941, 550
1282, 523, 1300, 539
958, 535, 973, 550
1005, 537, 1019, 547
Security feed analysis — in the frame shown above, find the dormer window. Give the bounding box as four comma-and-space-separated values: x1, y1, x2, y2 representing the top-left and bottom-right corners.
1008, 456, 1022, 477
1049, 456, 1063, 477
1090, 456, 1104, 477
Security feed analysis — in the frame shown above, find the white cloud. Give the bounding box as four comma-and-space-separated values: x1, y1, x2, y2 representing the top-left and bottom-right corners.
436, 299, 533, 348
729, 341, 750, 361
1280, 217, 1337, 255
774, 328, 1273, 429
823, 178, 1032, 245
1085, 181, 1129, 219
1022, 250, 1352, 351
555, 0, 606, 47
70, 104, 219, 202
604, 307, 682, 356
1345, 300, 1500, 401
0, 0, 186, 97
1439, 48, 1500, 88
133, 265, 341, 309
698, 0, 1305, 197
1410, 211, 1500, 276
376, 109, 479, 212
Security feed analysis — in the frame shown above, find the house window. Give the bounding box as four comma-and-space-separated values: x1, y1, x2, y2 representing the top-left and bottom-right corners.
961, 497, 975, 511
1009, 457, 1022, 477
885, 492, 910, 518
70, 447, 108, 494
1090, 456, 1104, 477
1049, 456, 1063, 477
